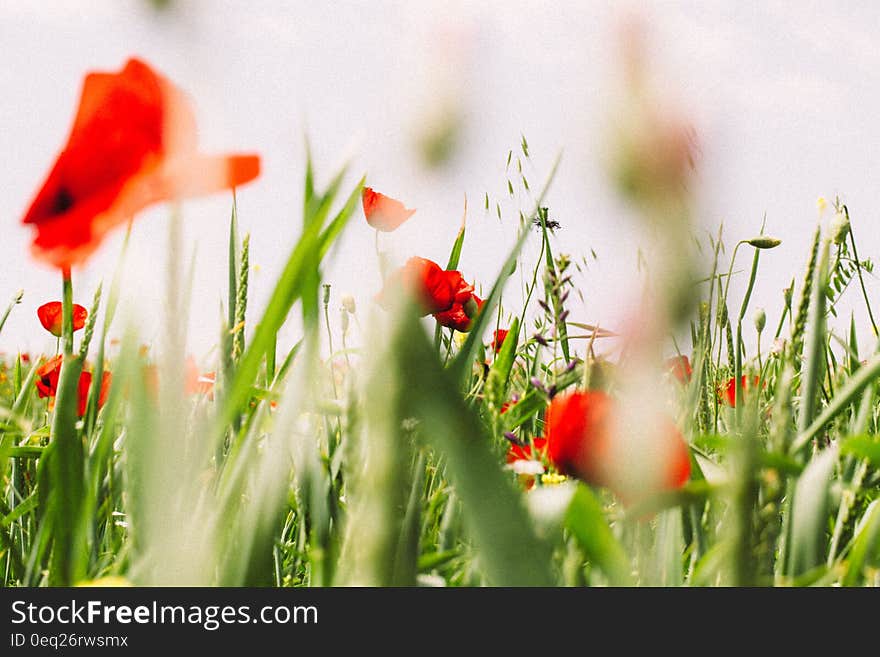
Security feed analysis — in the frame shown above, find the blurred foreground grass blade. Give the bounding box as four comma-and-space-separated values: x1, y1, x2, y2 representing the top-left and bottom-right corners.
790, 354, 880, 454
47, 356, 87, 585
318, 176, 365, 259
392, 452, 427, 586
786, 446, 837, 579
85, 225, 130, 434
389, 307, 554, 585
841, 435, 880, 465
842, 500, 880, 586
565, 484, 632, 585
338, 323, 412, 586
220, 164, 361, 434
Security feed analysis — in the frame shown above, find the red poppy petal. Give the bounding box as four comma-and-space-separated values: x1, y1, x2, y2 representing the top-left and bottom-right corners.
37, 302, 64, 336
362, 187, 416, 232
22, 57, 260, 270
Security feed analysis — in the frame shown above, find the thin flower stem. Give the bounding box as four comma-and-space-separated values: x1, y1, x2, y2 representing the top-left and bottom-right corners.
61, 268, 74, 357
847, 221, 878, 337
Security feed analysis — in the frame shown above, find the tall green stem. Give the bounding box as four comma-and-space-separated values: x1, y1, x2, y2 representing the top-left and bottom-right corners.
61, 268, 74, 356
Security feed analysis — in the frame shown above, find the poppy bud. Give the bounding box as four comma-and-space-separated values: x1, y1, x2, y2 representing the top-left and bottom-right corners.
754, 307, 766, 334
463, 296, 479, 318
746, 236, 781, 249
830, 211, 850, 245
341, 294, 356, 314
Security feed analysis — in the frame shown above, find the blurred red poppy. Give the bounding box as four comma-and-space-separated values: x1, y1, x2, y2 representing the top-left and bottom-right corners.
77, 370, 112, 416
37, 301, 88, 337
35, 355, 111, 416
506, 437, 547, 464
21, 58, 260, 269
665, 355, 692, 384
722, 375, 761, 407
362, 187, 415, 232
544, 390, 690, 495
35, 355, 64, 398
492, 329, 509, 353
185, 357, 215, 397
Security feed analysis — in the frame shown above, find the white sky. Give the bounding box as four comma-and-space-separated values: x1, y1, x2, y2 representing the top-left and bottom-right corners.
2, 1, 880, 360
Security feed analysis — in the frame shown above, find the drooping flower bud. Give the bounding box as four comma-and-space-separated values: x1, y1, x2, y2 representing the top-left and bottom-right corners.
341, 294, 356, 314
746, 236, 781, 249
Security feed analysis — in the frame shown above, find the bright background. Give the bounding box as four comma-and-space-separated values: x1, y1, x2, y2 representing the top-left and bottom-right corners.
3, 1, 880, 359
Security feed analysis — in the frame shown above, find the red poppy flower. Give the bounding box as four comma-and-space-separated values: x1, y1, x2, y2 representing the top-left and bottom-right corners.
35, 355, 111, 416
506, 437, 547, 464
77, 370, 112, 416
35, 355, 64, 398
37, 301, 88, 337
544, 391, 690, 495
21, 58, 260, 270
492, 329, 510, 353
362, 187, 415, 232
433, 270, 482, 332
665, 355, 692, 384
20, 353, 31, 364
721, 375, 761, 407
378, 257, 459, 315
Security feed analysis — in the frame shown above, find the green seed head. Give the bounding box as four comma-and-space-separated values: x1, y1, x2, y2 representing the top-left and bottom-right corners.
830, 211, 850, 245
747, 236, 781, 249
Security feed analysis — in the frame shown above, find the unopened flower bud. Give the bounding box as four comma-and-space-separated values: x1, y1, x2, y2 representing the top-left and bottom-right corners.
503, 431, 521, 445
754, 307, 766, 334
830, 211, 850, 245
746, 236, 781, 249
341, 294, 356, 314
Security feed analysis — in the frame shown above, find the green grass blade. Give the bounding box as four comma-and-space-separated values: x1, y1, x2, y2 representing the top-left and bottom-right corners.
565, 484, 633, 585
842, 500, 880, 586
46, 355, 86, 585
392, 307, 554, 585
786, 446, 837, 578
